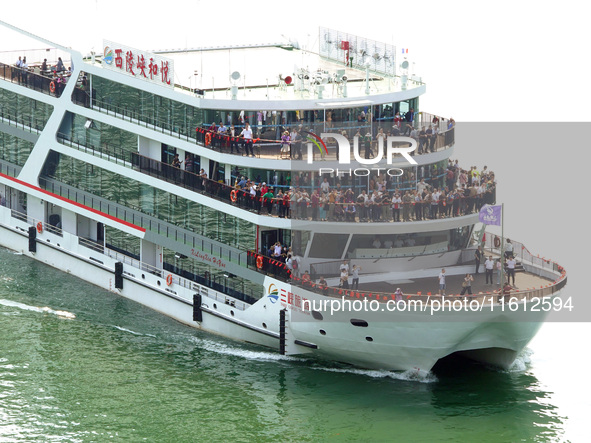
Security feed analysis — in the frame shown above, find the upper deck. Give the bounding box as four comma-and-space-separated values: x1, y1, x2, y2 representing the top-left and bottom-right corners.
77, 46, 425, 112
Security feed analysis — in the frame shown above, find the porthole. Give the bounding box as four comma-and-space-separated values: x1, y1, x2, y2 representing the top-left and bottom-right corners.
350, 319, 369, 327
365, 336, 374, 342
311, 310, 324, 321
262, 322, 267, 329
213, 303, 217, 309
157, 281, 161, 286
142, 274, 145, 279
230, 310, 234, 316
319, 329, 326, 335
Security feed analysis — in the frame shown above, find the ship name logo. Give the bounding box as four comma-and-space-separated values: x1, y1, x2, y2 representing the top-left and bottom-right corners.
103, 46, 114, 65
267, 284, 279, 303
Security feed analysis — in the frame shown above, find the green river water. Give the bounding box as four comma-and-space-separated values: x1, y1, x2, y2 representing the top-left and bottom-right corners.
0, 247, 582, 442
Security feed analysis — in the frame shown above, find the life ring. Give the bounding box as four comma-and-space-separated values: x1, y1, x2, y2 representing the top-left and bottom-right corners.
205, 132, 212, 146
36, 222, 43, 233
166, 274, 173, 286
49, 81, 56, 93
494, 236, 501, 248
230, 189, 238, 203
256, 255, 264, 269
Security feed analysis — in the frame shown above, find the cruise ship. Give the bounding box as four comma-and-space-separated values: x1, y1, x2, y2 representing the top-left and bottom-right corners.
0, 22, 567, 372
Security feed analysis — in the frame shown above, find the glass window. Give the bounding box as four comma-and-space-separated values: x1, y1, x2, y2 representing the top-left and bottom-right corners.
308, 233, 349, 259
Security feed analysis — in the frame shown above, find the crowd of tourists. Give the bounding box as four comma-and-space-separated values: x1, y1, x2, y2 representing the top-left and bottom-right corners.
229, 160, 496, 222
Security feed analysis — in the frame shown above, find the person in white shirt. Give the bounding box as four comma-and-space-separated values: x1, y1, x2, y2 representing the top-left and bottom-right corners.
506, 256, 516, 285
383, 239, 393, 248
340, 268, 349, 289
339, 260, 350, 276
391, 193, 402, 222
372, 237, 381, 249
320, 178, 330, 194
505, 239, 514, 259
484, 255, 495, 284
431, 188, 440, 219
417, 178, 427, 195
438, 268, 446, 295
240, 122, 254, 156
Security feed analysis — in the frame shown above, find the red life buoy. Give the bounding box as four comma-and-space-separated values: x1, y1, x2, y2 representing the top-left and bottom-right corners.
256, 255, 264, 269
205, 132, 212, 146
230, 189, 238, 203
494, 236, 501, 248
49, 81, 56, 93
36, 222, 43, 233
166, 274, 173, 286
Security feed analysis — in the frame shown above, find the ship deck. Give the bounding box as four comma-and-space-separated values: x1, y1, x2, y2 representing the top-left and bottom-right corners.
356, 269, 552, 297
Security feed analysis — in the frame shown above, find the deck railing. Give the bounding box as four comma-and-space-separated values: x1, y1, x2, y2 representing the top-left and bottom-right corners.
1, 205, 254, 309
0, 61, 67, 97
289, 241, 567, 305
70, 88, 456, 162
38, 177, 248, 268
52, 134, 495, 224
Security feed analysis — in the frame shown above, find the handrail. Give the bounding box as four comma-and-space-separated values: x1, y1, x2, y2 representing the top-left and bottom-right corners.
0, 108, 45, 133
38, 176, 247, 267
0, 205, 253, 309
70, 88, 456, 162
288, 242, 567, 305
291, 268, 566, 305
53, 135, 494, 224
246, 250, 292, 281
0, 61, 67, 97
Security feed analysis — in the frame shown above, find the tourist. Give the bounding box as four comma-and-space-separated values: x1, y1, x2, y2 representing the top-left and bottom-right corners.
230, 124, 239, 154
350, 265, 361, 290
262, 187, 275, 215
484, 255, 494, 284
301, 270, 311, 283
184, 154, 193, 173
505, 238, 514, 259
339, 260, 349, 275
438, 268, 446, 295
474, 246, 482, 274
506, 255, 516, 286
340, 267, 349, 289
240, 122, 254, 156
460, 273, 474, 296
499, 282, 512, 302
280, 131, 290, 159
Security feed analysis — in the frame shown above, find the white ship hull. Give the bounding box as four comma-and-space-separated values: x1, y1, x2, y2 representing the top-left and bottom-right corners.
0, 209, 561, 372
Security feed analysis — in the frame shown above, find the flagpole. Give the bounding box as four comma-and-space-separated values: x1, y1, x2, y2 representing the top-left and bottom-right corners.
500, 202, 505, 288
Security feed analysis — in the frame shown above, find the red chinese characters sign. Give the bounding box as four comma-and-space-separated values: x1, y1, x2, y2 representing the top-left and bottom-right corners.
103, 40, 174, 88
